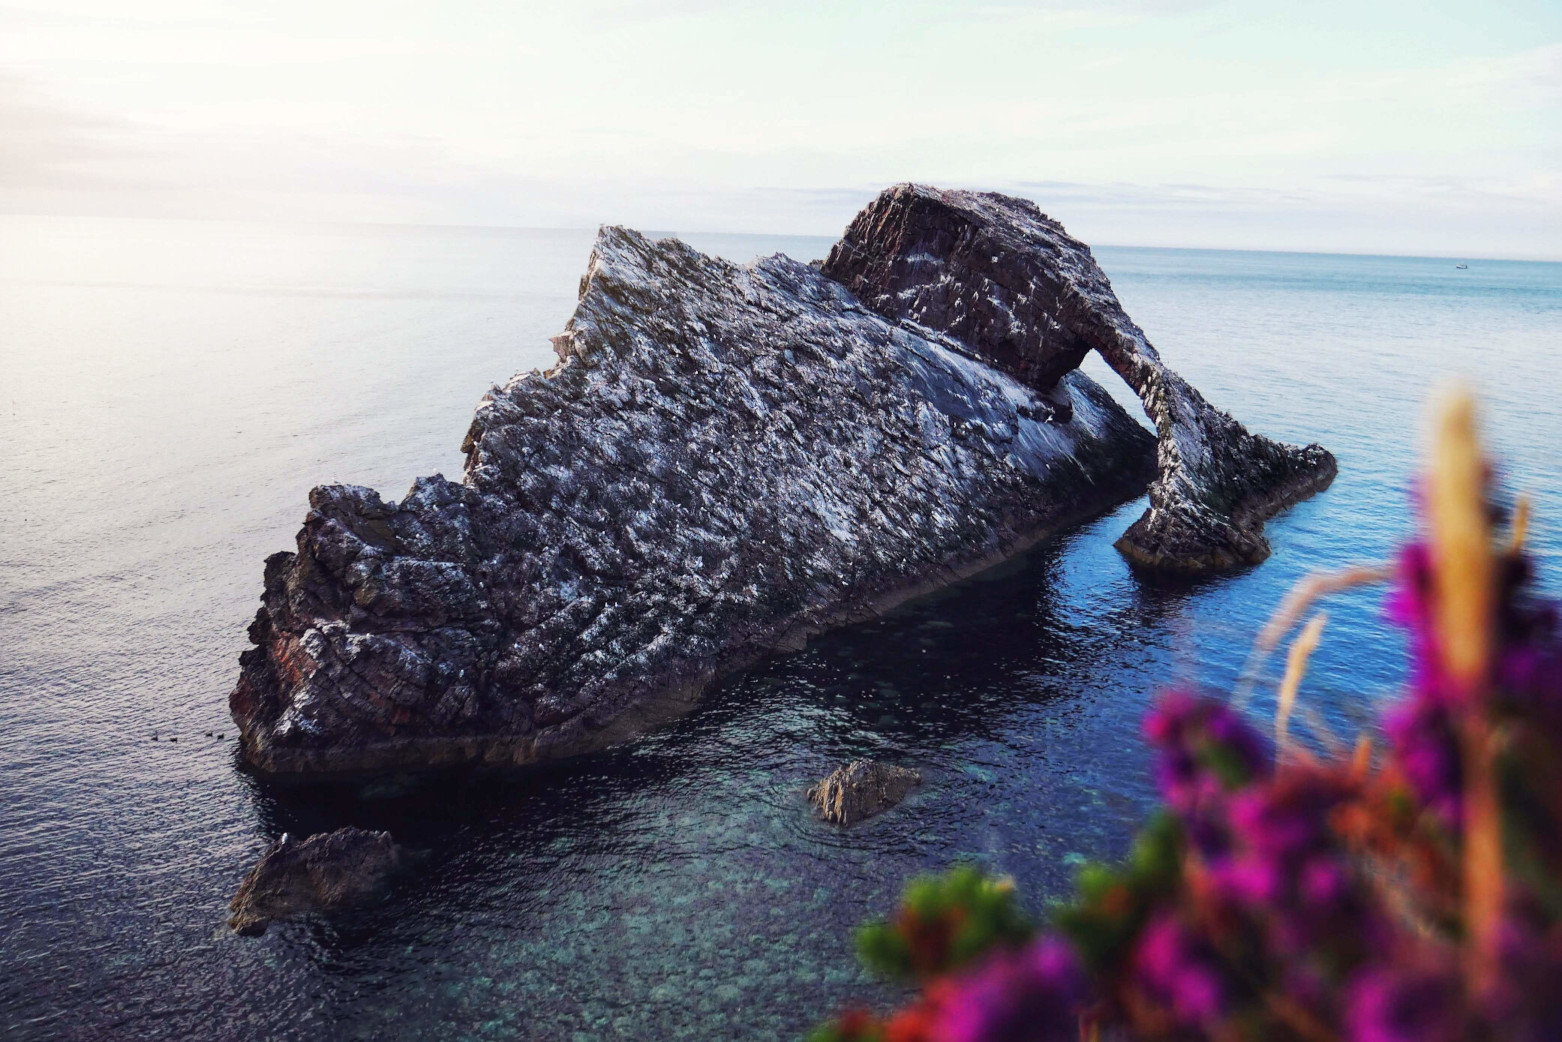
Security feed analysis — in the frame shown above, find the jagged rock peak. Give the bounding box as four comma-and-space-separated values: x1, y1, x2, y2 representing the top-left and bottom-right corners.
229, 223, 1155, 774
823, 183, 1337, 572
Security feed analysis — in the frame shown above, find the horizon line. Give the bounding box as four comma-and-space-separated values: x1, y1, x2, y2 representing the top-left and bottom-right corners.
3, 207, 1558, 267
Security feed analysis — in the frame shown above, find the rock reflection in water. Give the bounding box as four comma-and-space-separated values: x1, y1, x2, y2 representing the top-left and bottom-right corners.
236, 508, 1182, 1041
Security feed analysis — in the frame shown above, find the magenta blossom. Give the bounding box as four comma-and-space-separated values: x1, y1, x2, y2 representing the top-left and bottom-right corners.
1346, 964, 1462, 1042
1132, 913, 1229, 1030
925, 937, 1087, 1042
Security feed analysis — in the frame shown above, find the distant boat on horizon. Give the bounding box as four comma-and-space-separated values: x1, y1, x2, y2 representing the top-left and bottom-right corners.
1456, 263, 1469, 269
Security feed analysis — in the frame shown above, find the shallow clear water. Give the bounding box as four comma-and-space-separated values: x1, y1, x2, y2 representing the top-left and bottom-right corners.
1, 216, 1558, 1040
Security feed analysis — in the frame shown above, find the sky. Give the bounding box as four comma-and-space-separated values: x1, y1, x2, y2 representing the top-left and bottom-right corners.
2, 0, 1559, 257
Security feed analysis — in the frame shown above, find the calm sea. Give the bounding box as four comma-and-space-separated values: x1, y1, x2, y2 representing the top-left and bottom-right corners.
1, 215, 1558, 1041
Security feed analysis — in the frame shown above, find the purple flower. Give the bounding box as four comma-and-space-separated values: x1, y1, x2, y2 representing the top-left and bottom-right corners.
1384, 543, 1433, 635
1472, 909, 1562, 1041
1209, 856, 1281, 905
1299, 857, 1350, 910
1346, 964, 1462, 1042
926, 937, 1086, 1042
1229, 788, 1325, 858
1383, 693, 1463, 828
1498, 643, 1562, 715
1144, 691, 1271, 814
1132, 913, 1228, 1029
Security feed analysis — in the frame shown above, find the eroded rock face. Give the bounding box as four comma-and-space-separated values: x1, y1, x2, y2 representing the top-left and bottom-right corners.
228, 827, 403, 935
822, 184, 1337, 572
230, 225, 1156, 774
807, 760, 921, 825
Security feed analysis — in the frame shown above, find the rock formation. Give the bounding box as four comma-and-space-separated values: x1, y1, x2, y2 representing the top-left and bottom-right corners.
228, 827, 404, 935
807, 760, 921, 825
822, 184, 1336, 572
231, 222, 1155, 774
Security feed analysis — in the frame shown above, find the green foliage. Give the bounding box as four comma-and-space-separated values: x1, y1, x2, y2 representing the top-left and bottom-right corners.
804, 1009, 882, 1042
854, 864, 1036, 982
1052, 812, 1183, 970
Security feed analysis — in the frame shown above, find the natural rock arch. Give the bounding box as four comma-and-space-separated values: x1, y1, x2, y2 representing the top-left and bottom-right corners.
821, 184, 1337, 572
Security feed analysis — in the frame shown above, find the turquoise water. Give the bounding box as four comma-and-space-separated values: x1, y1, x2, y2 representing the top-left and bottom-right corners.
1, 216, 1558, 1040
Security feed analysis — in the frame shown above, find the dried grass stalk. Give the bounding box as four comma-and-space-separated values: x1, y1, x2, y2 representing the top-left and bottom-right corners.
1427, 386, 1502, 991
1507, 495, 1532, 554
1428, 387, 1494, 693
1276, 612, 1328, 753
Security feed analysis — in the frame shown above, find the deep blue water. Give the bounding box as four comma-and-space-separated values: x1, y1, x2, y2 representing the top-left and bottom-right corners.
1, 216, 1558, 1041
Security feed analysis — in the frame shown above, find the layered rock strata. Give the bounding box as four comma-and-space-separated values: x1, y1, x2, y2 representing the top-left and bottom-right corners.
821, 184, 1336, 572
231, 225, 1155, 773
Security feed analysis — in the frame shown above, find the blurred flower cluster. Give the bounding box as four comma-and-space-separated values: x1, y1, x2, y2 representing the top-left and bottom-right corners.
812, 391, 1562, 1042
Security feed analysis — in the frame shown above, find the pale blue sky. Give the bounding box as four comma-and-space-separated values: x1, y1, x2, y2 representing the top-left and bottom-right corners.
2, 0, 1558, 256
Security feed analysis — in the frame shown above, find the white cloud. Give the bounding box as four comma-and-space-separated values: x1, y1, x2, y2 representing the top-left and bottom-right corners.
0, 1, 1556, 258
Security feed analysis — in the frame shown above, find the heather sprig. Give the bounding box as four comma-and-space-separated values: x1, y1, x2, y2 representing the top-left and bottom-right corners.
813, 388, 1562, 1041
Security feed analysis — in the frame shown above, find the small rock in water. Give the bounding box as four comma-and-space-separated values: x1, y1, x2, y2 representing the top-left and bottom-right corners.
807, 760, 921, 825
228, 826, 404, 936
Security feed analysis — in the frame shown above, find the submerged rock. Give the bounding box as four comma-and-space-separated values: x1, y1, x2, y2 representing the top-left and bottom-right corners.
807, 760, 921, 825
231, 220, 1155, 774
822, 184, 1337, 572
228, 827, 403, 935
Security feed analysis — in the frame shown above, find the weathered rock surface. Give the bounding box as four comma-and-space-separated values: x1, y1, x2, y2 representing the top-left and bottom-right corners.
807, 760, 921, 825
822, 184, 1337, 572
228, 827, 403, 935
231, 222, 1156, 773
